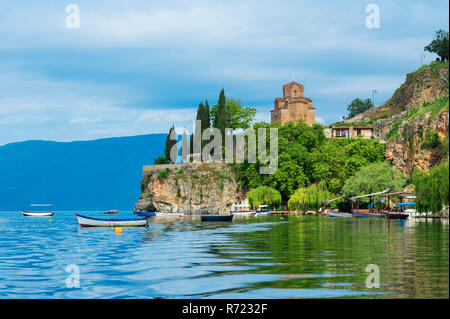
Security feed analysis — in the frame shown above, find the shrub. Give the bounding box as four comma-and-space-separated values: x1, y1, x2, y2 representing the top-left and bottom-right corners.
157, 168, 170, 180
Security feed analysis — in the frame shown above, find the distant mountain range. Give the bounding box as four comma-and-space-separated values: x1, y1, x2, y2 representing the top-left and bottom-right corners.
0, 134, 166, 211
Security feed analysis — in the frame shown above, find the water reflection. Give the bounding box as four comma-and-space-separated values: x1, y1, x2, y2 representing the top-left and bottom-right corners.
0, 211, 447, 298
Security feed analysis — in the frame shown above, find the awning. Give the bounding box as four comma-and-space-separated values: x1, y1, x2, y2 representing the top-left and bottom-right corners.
394, 202, 416, 206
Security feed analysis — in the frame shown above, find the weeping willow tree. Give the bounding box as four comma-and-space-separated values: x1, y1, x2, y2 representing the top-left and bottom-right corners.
412, 161, 449, 214
288, 187, 307, 212
246, 186, 281, 209
288, 181, 330, 213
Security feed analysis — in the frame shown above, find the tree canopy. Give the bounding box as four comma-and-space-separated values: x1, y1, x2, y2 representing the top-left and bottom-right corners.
346, 98, 374, 119
234, 120, 386, 202
164, 125, 177, 163
412, 161, 449, 214
424, 29, 449, 61
211, 97, 257, 130
247, 186, 282, 208
342, 162, 407, 198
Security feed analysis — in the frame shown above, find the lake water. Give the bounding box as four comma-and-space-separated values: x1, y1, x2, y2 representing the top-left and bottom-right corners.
0, 211, 448, 299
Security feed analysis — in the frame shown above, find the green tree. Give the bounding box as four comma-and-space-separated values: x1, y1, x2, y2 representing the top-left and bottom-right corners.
181, 130, 189, 162
288, 187, 308, 212
346, 98, 374, 119
154, 155, 170, 164
164, 125, 177, 163
424, 29, 449, 61
412, 161, 449, 214
234, 120, 385, 202
246, 186, 282, 209
211, 97, 257, 129
342, 162, 407, 198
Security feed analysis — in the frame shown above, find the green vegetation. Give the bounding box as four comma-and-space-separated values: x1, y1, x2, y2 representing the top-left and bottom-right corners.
412, 161, 449, 214
346, 98, 374, 119
342, 162, 407, 198
331, 120, 373, 127
164, 125, 177, 163
387, 91, 449, 140
423, 130, 441, 149
142, 192, 152, 200
246, 186, 282, 209
154, 155, 170, 164
234, 120, 385, 202
157, 168, 170, 180
288, 181, 330, 213
424, 29, 449, 61
211, 97, 257, 130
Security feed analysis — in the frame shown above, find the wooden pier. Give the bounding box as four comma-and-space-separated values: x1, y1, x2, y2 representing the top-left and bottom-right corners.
269, 211, 298, 216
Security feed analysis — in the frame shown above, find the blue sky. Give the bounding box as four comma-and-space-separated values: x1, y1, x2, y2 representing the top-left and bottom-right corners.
0, 0, 448, 145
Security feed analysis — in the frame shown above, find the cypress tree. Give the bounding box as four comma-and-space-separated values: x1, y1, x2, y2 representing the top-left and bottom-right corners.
204, 100, 211, 130
181, 129, 189, 162
216, 89, 226, 145
164, 125, 177, 163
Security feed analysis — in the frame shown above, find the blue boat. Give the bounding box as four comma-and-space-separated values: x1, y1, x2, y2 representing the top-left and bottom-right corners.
135, 211, 156, 217
201, 215, 233, 222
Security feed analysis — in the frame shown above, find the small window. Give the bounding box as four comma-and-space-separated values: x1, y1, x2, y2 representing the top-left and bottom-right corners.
293, 90, 297, 97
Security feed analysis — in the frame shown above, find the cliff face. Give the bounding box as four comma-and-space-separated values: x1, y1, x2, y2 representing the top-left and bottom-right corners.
346, 63, 449, 129
134, 162, 245, 214
385, 109, 449, 175
345, 62, 449, 173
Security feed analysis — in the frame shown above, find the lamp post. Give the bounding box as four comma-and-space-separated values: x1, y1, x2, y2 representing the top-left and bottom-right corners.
372, 89, 378, 107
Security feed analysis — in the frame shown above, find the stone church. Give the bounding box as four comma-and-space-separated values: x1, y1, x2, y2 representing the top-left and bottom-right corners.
270, 81, 315, 126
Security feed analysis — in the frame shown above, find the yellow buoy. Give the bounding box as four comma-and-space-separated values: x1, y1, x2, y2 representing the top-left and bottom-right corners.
114, 227, 123, 233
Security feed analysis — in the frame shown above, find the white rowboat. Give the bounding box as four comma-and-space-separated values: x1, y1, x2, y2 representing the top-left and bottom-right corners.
76, 214, 148, 227
22, 211, 54, 217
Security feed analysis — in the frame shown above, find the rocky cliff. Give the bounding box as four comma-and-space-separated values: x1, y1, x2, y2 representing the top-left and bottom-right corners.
134, 162, 246, 214
345, 61, 449, 173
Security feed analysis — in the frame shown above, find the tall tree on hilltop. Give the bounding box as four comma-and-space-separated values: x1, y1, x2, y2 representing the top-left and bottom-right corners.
425, 29, 449, 61
164, 125, 177, 163
204, 100, 211, 130
346, 98, 374, 119
216, 88, 227, 145
181, 129, 189, 162
210, 97, 256, 129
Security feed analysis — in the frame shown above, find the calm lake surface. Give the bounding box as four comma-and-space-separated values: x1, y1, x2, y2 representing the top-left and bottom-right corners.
0, 211, 448, 299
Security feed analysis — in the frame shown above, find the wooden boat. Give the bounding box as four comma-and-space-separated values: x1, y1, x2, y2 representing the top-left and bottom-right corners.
22, 204, 54, 217
153, 212, 184, 218
201, 215, 233, 222
328, 212, 352, 218
76, 214, 148, 227
352, 210, 385, 218
385, 212, 409, 219
230, 204, 256, 217
103, 210, 118, 214
135, 211, 156, 217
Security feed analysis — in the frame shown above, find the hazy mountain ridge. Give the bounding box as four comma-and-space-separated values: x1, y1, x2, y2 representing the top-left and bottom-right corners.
0, 134, 166, 210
